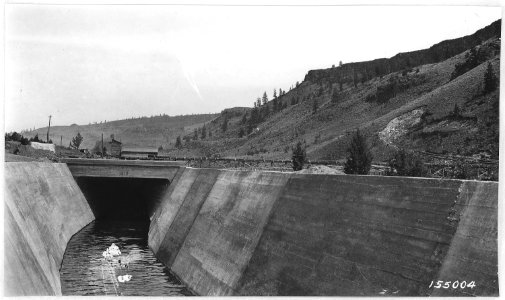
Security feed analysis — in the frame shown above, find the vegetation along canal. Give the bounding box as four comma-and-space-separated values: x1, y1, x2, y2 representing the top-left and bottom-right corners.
60, 219, 193, 296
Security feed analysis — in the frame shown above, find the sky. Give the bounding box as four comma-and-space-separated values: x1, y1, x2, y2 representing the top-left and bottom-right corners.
4, 4, 502, 132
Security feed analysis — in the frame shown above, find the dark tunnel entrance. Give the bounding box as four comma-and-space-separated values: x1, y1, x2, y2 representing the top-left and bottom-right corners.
61, 176, 193, 296
75, 177, 170, 221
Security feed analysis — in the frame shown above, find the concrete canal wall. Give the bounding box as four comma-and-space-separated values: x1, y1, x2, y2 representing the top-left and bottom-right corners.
4, 162, 498, 296
149, 168, 498, 296
4, 162, 95, 296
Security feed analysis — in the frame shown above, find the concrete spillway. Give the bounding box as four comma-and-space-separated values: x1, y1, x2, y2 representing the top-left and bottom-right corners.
4, 162, 498, 296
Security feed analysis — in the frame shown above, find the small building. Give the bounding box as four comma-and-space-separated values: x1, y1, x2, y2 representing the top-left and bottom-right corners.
109, 139, 122, 157
121, 147, 158, 160
92, 137, 122, 158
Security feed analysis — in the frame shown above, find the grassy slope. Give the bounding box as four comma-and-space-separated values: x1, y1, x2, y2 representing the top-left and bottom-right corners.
22, 114, 218, 150
172, 38, 499, 161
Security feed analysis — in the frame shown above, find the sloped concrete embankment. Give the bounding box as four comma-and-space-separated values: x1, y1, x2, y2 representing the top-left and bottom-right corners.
4, 162, 95, 296
149, 168, 498, 296
149, 168, 290, 295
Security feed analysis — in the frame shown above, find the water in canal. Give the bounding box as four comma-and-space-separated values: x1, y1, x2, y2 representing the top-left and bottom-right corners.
60, 220, 193, 296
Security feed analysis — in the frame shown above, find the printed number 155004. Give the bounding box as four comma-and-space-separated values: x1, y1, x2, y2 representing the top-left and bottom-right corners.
429, 281, 476, 289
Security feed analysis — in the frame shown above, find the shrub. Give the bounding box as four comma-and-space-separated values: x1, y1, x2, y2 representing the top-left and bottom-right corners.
387, 149, 427, 177
364, 78, 399, 104
6, 132, 23, 142
29, 134, 41, 143
451, 160, 469, 179
344, 129, 373, 175
450, 47, 487, 80
6, 132, 31, 145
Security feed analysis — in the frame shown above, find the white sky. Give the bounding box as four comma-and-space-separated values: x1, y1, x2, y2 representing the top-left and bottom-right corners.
4, 3, 502, 132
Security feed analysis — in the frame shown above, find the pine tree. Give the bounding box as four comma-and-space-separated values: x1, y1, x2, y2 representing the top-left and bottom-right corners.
70, 132, 83, 149
484, 62, 498, 94
262, 103, 270, 117
256, 97, 261, 107
193, 129, 198, 140
175, 136, 182, 148
291, 142, 306, 171
344, 129, 373, 175
238, 128, 245, 138
221, 116, 228, 132
262, 92, 268, 105
250, 107, 259, 124
273, 89, 277, 99
201, 125, 207, 139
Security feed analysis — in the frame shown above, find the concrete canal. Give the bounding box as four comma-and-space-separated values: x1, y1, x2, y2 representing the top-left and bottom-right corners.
59, 175, 192, 296
60, 220, 192, 296
4, 161, 499, 296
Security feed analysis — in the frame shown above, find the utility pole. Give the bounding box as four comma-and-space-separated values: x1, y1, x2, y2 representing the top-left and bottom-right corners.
101, 133, 104, 158
47, 115, 52, 143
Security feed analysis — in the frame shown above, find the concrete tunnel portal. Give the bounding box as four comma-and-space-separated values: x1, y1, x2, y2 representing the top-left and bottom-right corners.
75, 177, 170, 220
63, 159, 185, 221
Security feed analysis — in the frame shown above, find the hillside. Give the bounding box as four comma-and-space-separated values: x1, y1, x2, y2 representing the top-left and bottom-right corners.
166, 21, 500, 162
21, 114, 218, 150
